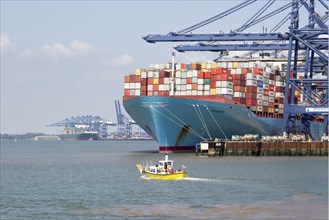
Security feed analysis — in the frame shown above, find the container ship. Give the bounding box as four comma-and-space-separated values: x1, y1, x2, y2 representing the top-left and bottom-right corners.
59, 126, 99, 140
123, 59, 325, 152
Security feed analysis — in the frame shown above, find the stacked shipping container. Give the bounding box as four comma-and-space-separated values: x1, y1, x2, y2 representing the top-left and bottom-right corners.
124, 61, 289, 118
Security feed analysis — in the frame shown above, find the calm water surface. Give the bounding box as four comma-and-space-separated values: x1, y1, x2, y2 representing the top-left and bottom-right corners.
1, 140, 328, 219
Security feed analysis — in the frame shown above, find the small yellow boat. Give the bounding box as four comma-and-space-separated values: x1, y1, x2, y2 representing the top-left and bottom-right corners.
136, 154, 187, 180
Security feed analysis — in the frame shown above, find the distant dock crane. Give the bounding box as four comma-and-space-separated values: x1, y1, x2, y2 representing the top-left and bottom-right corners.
115, 100, 136, 138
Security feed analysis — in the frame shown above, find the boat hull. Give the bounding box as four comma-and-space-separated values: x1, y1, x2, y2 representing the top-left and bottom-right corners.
144, 171, 187, 180
59, 133, 98, 140
123, 96, 325, 152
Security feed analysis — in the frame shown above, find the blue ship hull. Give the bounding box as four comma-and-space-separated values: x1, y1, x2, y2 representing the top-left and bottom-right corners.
124, 96, 284, 152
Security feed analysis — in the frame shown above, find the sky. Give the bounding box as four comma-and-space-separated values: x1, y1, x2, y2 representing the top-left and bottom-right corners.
1, 0, 324, 134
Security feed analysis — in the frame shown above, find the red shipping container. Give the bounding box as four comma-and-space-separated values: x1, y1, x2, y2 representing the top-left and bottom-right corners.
269, 85, 275, 91
124, 76, 130, 83
245, 93, 257, 99
263, 106, 269, 112
246, 86, 257, 93
135, 76, 141, 82
263, 89, 269, 96
141, 78, 147, 85
186, 78, 192, 84
124, 89, 130, 96
253, 68, 264, 75
210, 74, 217, 82
147, 78, 153, 84
140, 91, 147, 96
214, 67, 230, 74
233, 86, 246, 92
233, 74, 246, 80
153, 84, 159, 91
210, 81, 216, 88
276, 87, 285, 93
141, 85, 147, 92
233, 98, 246, 105
274, 69, 280, 75
198, 71, 204, 78
218, 74, 233, 81
130, 74, 136, 82
246, 99, 257, 106
204, 72, 211, 79
159, 78, 164, 84
233, 79, 246, 86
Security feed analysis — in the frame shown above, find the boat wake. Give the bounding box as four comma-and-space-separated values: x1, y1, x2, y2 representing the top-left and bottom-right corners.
183, 177, 223, 183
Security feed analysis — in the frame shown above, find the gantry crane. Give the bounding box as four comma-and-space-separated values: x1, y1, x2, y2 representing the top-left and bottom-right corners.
115, 100, 136, 138
143, 0, 328, 139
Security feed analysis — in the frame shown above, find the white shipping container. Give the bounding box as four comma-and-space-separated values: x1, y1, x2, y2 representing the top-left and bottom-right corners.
181, 79, 186, 85
129, 90, 135, 96
279, 104, 284, 108
192, 90, 198, 95
246, 73, 257, 80
176, 71, 181, 78
197, 91, 203, 95
204, 91, 210, 95
275, 92, 285, 98
257, 87, 263, 93
129, 83, 135, 89
135, 90, 141, 96
234, 92, 246, 98
181, 85, 187, 91
175, 91, 181, 96
263, 84, 269, 89
175, 78, 181, 85
276, 75, 283, 81
186, 90, 192, 95
269, 97, 275, 102
227, 62, 233, 68
141, 71, 147, 78
216, 81, 222, 87
192, 70, 198, 77
181, 91, 186, 96
257, 75, 263, 81
147, 85, 153, 91
263, 72, 270, 78
263, 96, 269, 101
250, 106, 257, 111
263, 78, 269, 84
263, 101, 269, 106
257, 100, 263, 106
187, 71, 192, 78
269, 91, 275, 97
135, 83, 141, 89
159, 63, 165, 69
154, 64, 160, 69
197, 79, 204, 85
236, 68, 242, 74
204, 85, 210, 91
124, 83, 130, 89
187, 84, 192, 90
265, 67, 273, 73
231, 69, 237, 74
153, 71, 159, 78
246, 80, 257, 87
275, 81, 285, 87
159, 84, 165, 91
164, 84, 170, 91
198, 85, 204, 91
269, 79, 274, 85
221, 81, 233, 88
257, 106, 263, 112
257, 93, 263, 100
216, 88, 221, 94
176, 85, 181, 91
221, 88, 233, 95
164, 78, 170, 84
148, 71, 153, 78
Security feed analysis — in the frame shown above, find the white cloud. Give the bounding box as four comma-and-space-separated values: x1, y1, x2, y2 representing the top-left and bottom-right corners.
18, 49, 33, 58
106, 54, 135, 67
40, 40, 93, 59
0, 34, 14, 52
69, 40, 92, 54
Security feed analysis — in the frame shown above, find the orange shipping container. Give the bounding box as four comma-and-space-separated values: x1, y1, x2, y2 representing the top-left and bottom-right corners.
192, 84, 198, 90
124, 89, 130, 96
190, 63, 202, 70
147, 78, 153, 84
124, 76, 130, 83
234, 86, 246, 92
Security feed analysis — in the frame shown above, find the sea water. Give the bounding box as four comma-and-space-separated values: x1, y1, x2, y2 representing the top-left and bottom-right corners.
1, 140, 328, 219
